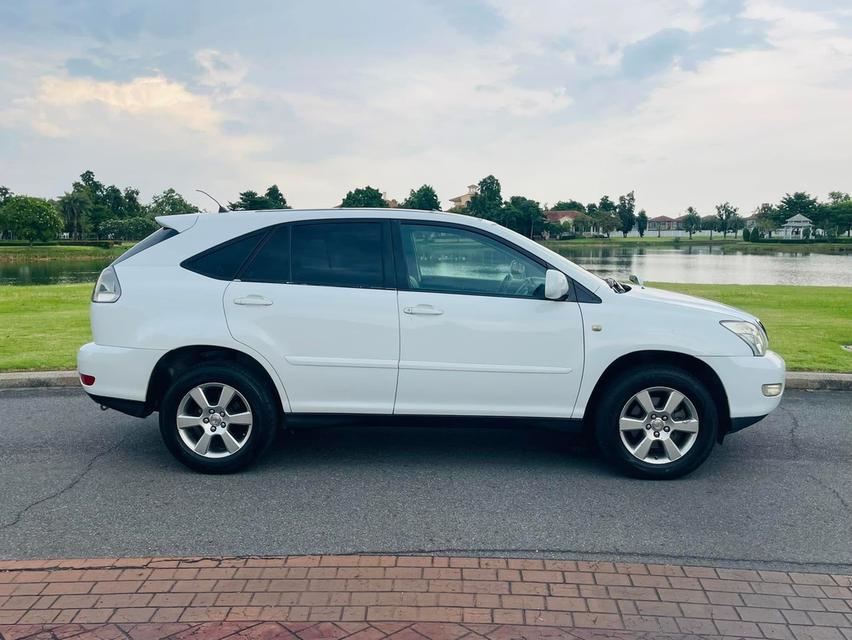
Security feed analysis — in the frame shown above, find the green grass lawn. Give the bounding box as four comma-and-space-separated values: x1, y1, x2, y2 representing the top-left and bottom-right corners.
0, 282, 850, 372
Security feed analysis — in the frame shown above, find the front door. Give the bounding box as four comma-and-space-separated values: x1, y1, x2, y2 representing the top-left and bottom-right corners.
225, 220, 399, 414
393, 222, 584, 418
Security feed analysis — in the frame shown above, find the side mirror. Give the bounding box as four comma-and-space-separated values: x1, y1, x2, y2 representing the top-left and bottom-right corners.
545, 269, 570, 300
629, 274, 645, 289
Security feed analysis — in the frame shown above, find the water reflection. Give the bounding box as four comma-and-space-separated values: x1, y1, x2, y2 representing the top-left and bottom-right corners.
553, 245, 852, 286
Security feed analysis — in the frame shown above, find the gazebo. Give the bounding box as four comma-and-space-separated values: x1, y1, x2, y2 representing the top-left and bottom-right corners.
780, 213, 814, 239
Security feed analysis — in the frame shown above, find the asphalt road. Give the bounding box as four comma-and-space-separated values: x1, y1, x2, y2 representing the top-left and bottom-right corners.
0, 388, 849, 572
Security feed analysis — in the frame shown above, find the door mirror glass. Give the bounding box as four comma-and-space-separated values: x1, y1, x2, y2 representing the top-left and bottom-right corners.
545, 269, 570, 300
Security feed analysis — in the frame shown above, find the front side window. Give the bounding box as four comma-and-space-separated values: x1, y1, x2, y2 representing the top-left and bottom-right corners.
400, 223, 547, 298
291, 222, 384, 288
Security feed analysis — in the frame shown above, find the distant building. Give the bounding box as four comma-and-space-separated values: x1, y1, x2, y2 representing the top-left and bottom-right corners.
743, 214, 759, 230
780, 213, 815, 239
448, 184, 478, 210
545, 210, 585, 225
648, 215, 678, 231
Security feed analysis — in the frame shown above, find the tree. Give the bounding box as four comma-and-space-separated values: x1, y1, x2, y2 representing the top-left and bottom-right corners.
99, 217, 158, 241
594, 195, 618, 237
682, 206, 701, 239
230, 185, 291, 210
778, 192, 819, 222
636, 210, 648, 237
501, 195, 545, 237
58, 190, 92, 239
742, 227, 751, 242
0, 186, 12, 203
715, 201, 739, 238
147, 188, 199, 216
754, 203, 781, 237
339, 186, 387, 208
825, 198, 852, 237
551, 200, 585, 212
401, 185, 440, 211
702, 215, 717, 240
263, 185, 289, 209
616, 191, 636, 237
828, 191, 850, 206
572, 212, 594, 235
2, 196, 63, 242
466, 175, 502, 220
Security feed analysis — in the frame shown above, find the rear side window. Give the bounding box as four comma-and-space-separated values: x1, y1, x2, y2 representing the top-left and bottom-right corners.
113, 227, 177, 265
241, 225, 290, 282
291, 222, 384, 288
182, 230, 266, 280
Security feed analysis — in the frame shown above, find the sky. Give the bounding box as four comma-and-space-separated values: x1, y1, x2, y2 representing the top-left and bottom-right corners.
1, 0, 851, 214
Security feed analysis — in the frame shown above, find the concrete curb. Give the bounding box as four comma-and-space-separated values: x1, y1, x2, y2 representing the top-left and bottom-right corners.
1, 369, 851, 391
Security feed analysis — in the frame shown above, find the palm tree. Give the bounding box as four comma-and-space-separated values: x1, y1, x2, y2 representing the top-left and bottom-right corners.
58, 190, 91, 239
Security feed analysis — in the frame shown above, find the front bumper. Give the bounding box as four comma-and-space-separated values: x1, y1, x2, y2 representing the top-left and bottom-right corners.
701, 350, 786, 427
77, 342, 167, 404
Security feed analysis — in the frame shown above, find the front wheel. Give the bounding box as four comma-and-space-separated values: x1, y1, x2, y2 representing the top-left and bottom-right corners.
595, 367, 718, 479
159, 363, 278, 473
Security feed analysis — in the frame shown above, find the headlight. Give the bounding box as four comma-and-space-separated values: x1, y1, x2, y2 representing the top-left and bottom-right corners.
92, 266, 122, 303
720, 320, 767, 356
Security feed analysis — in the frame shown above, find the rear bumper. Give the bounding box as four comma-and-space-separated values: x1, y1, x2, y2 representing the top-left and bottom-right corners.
86, 393, 151, 418
701, 350, 786, 422
77, 342, 166, 404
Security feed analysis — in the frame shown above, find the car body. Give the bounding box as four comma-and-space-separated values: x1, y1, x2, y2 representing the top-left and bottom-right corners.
78, 208, 785, 478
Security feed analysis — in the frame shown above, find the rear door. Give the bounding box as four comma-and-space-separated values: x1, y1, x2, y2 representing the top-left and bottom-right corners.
224, 219, 399, 413
393, 221, 584, 417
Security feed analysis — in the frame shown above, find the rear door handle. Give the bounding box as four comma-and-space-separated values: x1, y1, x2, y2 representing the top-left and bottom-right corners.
403, 304, 443, 316
234, 295, 273, 306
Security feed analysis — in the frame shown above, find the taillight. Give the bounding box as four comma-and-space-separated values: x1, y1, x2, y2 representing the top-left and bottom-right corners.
92, 266, 121, 303
80, 374, 96, 386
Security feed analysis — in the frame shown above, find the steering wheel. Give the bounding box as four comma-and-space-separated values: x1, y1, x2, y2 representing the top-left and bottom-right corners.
499, 275, 537, 296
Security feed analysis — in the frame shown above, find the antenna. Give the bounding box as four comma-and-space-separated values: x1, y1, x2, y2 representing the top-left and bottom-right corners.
195, 189, 228, 213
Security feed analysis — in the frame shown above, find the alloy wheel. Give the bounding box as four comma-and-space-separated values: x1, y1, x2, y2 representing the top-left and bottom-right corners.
618, 386, 700, 465
175, 383, 253, 458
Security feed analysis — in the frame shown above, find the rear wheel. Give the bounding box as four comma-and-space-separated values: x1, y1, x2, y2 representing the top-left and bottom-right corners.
159, 362, 278, 473
595, 367, 718, 479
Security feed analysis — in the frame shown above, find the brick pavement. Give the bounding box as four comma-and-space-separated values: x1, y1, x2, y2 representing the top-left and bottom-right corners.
1, 555, 850, 639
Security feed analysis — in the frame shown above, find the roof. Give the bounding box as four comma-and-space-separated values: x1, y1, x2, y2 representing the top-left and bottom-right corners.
545, 210, 585, 222
784, 213, 812, 223
650, 215, 676, 222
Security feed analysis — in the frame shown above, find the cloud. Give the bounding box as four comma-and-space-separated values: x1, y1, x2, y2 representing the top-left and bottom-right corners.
30, 75, 222, 134
0, 0, 850, 215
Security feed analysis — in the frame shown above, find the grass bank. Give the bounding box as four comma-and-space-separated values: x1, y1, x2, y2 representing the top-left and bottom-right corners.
0, 244, 129, 262
1, 282, 850, 373
542, 237, 852, 253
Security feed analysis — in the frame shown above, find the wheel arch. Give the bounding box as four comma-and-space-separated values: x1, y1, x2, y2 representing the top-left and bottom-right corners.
145, 345, 288, 414
583, 350, 731, 442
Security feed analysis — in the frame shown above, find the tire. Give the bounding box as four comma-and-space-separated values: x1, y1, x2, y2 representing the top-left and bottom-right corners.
594, 366, 718, 479
159, 362, 279, 473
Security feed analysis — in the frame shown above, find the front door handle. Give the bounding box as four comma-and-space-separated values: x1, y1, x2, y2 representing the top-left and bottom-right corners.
403, 304, 444, 316
234, 295, 273, 306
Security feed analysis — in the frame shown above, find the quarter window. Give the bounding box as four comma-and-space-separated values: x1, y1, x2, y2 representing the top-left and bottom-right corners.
241, 225, 290, 282
399, 224, 547, 298
291, 222, 384, 288
182, 230, 265, 281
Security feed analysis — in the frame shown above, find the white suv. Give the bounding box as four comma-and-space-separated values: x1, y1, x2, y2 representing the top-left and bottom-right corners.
78, 208, 785, 478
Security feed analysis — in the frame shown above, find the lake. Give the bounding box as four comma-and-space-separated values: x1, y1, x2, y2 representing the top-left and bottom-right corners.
1, 245, 850, 286
550, 245, 852, 286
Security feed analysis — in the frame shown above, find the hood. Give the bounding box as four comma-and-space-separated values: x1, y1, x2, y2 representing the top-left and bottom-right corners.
628, 286, 759, 323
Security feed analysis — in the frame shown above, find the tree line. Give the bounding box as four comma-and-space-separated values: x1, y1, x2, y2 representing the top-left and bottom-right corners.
1, 171, 850, 242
